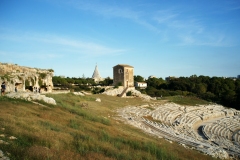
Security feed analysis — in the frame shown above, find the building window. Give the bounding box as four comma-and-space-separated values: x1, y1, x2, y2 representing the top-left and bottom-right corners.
118, 69, 123, 74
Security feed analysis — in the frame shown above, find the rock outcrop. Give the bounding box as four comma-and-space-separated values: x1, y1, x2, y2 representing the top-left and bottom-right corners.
6, 92, 56, 105
0, 63, 54, 93
73, 92, 85, 96
95, 98, 101, 102
102, 87, 155, 101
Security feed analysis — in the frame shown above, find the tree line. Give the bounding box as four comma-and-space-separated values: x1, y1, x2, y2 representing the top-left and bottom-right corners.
52, 76, 113, 91
53, 75, 239, 110
135, 75, 240, 110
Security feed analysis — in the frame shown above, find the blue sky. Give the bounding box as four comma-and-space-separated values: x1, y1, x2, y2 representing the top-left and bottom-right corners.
0, 0, 240, 79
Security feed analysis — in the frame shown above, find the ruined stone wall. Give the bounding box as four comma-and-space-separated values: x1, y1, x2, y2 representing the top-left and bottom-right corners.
0, 62, 54, 93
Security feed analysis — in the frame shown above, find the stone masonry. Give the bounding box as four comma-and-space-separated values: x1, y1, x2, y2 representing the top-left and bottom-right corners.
113, 64, 134, 87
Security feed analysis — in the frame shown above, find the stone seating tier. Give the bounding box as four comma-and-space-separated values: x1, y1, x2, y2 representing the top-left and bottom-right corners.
233, 131, 240, 143
118, 103, 240, 158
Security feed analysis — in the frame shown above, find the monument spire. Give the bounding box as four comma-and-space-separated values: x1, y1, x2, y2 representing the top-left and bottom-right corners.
92, 64, 102, 82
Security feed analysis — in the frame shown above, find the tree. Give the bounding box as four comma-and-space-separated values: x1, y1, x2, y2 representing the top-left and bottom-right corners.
168, 79, 187, 91
145, 86, 158, 97
208, 77, 222, 96
202, 92, 216, 102
66, 77, 75, 84
235, 80, 240, 110
221, 90, 236, 107
134, 75, 145, 82
101, 77, 113, 86
194, 83, 207, 95
147, 77, 165, 88
52, 76, 68, 86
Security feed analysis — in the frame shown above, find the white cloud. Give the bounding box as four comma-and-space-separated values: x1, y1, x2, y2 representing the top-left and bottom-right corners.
58, 0, 161, 33
151, 8, 237, 47
0, 50, 63, 60
36, 35, 125, 55
0, 31, 126, 56
153, 9, 204, 33
153, 10, 178, 23
69, 1, 140, 20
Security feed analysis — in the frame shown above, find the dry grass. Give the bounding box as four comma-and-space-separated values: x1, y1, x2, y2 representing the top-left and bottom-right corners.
0, 93, 216, 160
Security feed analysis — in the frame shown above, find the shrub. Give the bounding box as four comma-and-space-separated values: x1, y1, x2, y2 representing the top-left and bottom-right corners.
126, 91, 132, 96
79, 85, 91, 91
38, 79, 43, 86
92, 88, 105, 94
39, 73, 47, 79
117, 82, 122, 86
48, 69, 54, 72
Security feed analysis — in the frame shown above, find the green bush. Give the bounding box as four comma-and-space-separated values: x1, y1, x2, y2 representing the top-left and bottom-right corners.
92, 88, 105, 94
48, 69, 54, 72
117, 82, 122, 86
25, 80, 30, 87
39, 73, 47, 79
126, 91, 132, 96
38, 79, 43, 86
79, 85, 91, 91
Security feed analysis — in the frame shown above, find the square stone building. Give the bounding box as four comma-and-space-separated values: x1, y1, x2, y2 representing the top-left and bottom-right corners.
113, 64, 134, 87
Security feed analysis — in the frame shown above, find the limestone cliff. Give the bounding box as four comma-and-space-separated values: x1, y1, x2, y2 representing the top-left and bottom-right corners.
0, 62, 54, 92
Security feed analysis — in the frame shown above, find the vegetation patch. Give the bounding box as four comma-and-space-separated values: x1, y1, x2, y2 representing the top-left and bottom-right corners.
143, 115, 154, 121
163, 96, 210, 106
143, 116, 163, 124
145, 106, 155, 110
126, 91, 132, 96
0, 93, 215, 160
39, 121, 61, 132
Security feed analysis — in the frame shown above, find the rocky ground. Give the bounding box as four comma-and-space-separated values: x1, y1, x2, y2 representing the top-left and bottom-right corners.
3, 88, 239, 159
116, 103, 240, 159
0, 128, 15, 160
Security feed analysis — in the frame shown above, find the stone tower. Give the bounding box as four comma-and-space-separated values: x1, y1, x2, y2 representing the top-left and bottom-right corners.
92, 65, 103, 83
113, 64, 134, 87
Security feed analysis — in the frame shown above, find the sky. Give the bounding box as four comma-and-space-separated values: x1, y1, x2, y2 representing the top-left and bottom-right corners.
0, 0, 240, 79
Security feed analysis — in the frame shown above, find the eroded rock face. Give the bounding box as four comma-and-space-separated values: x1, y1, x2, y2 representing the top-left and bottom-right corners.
0, 63, 54, 93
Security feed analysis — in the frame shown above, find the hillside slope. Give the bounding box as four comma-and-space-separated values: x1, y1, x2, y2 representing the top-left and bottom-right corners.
0, 93, 215, 160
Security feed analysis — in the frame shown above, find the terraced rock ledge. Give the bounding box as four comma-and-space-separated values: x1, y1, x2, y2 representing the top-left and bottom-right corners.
116, 103, 240, 159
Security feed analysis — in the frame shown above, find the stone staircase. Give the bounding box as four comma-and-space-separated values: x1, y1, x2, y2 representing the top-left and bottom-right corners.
118, 87, 128, 97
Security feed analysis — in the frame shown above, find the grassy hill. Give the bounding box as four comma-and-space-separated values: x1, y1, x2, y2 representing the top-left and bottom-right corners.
0, 93, 215, 160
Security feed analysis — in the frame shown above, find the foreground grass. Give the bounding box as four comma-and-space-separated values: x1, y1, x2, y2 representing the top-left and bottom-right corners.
0, 93, 215, 160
